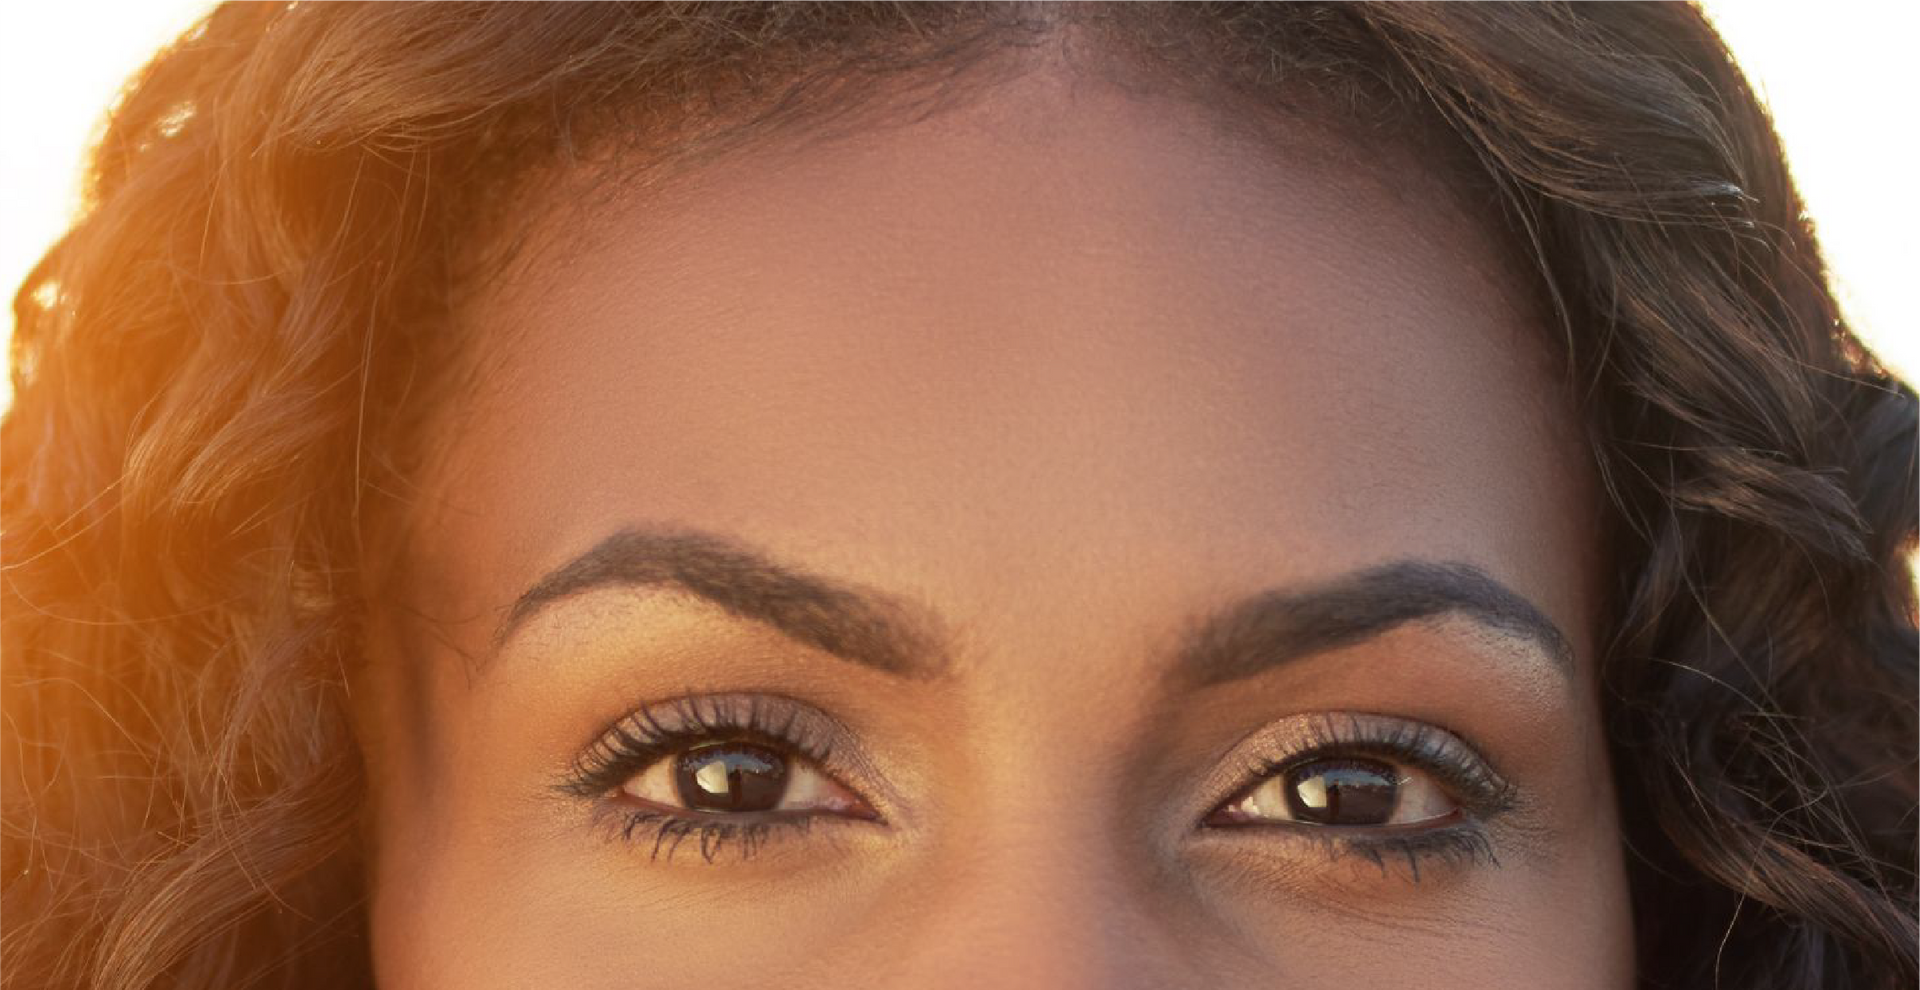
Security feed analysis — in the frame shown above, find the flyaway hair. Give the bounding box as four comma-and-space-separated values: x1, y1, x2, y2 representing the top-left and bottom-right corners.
4, 4, 1914, 988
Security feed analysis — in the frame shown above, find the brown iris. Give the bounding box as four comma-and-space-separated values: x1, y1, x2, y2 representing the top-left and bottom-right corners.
1284, 758, 1400, 825
673, 743, 790, 813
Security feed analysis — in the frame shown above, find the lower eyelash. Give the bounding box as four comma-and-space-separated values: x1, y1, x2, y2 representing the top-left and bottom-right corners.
597, 807, 820, 864
1258, 821, 1500, 883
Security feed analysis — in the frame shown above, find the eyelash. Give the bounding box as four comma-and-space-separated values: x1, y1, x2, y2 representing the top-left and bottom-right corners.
559, 700, 1517, 874
1205, 713, 1517, 877
556, 694, 858, 864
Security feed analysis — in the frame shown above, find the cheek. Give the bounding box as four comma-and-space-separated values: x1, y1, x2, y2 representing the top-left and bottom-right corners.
357, 619, 515, 989
1187, 834, 1632, 987
363, 710, 616, 990
366, 800, 904, 990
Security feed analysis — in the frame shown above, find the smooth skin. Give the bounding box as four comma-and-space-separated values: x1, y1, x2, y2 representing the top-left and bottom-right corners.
356, 55, 1635, 989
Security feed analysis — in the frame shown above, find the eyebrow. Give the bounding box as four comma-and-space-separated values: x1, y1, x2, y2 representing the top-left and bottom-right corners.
494, 526, 947, 677
1173, 559, 1574, 687
497, 526, 1572, 685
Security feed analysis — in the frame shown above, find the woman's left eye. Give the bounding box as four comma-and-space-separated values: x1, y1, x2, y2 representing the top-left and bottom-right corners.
618, 741, 875, 819
1208, 757, 1460, 828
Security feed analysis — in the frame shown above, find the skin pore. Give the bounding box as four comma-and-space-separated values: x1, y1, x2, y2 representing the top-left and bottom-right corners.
356, 55, 1635, 989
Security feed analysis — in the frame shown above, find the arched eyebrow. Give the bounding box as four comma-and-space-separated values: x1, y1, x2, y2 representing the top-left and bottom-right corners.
1172, 559, 1574, 687
494, 526, 1572, 685
493, 526, 950, 678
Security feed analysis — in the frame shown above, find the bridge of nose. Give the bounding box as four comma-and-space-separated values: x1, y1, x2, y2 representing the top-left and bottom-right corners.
864, 646, 1236, 987
868, 824, 1212, 990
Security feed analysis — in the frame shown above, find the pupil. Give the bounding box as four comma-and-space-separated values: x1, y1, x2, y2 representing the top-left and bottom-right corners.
673, 743, 789, 813
1284, 758, 1399, 825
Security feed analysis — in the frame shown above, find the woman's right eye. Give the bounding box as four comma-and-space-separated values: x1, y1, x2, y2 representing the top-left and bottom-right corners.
617, 740, 876, 820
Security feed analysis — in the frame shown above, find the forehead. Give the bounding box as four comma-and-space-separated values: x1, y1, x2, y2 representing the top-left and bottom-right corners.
398, 66, 1594, 660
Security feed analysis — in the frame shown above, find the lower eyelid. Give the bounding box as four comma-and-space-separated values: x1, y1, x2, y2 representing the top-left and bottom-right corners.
606, 807, 809, 863
1194, 816, 1502, 883
590, 801, 876, 865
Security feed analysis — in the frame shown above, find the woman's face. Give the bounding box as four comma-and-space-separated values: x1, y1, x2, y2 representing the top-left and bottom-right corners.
359, 66, 1633, 988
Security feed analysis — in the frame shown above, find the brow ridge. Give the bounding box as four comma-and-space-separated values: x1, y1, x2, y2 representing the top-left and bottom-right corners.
495, 527, 942, 677
1177, 559, 1573, 686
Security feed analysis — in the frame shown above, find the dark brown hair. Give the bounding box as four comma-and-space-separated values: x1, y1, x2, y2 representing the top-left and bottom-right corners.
4, 3, 1914, 988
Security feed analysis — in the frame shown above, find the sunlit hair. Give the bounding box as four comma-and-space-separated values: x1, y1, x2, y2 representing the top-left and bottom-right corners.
4, 3, 1914, 988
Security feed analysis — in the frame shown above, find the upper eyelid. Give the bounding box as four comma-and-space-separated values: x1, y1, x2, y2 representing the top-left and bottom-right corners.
587, 694, 839, 758
1199, 713, 1517, 823
557, 692, 895, 813
1253, 720, 1501, 787
628, 695, 833, 758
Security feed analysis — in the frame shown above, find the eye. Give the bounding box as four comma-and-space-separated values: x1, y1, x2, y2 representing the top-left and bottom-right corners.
618, 740, 875, 819
1209, 756, 1461, 828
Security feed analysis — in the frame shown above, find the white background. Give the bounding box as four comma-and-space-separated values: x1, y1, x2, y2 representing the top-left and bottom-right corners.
3, 3, 1915, 411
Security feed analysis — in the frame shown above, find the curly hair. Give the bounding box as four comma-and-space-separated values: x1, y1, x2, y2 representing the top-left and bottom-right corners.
3, 3, 1914, 988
